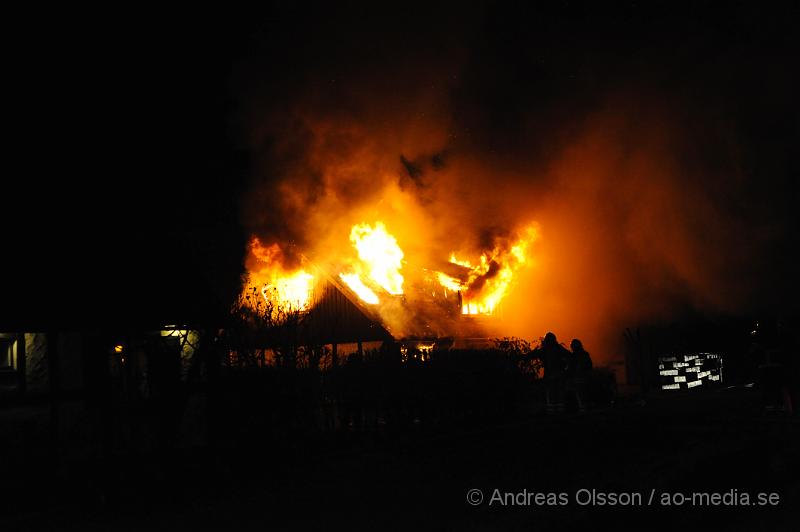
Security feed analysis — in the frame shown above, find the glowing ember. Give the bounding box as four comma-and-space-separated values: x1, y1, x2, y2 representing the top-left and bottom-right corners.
339, 272, 379, 304
349, 221, 404, 295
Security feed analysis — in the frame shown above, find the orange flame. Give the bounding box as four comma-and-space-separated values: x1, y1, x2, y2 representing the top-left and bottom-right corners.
261, 270, 315, 311
349, 221, 405, 295
241, 220, 538, 330
441, 225, 539, 315
339, 272, 379, 304
245, 238, 315, 312
436, 271, 463, 292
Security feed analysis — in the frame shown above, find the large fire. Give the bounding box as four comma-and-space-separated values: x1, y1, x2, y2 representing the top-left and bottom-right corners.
243, 219, 538, 331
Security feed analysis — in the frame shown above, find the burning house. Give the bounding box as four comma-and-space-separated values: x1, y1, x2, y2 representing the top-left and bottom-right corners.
240, 218, 541, 354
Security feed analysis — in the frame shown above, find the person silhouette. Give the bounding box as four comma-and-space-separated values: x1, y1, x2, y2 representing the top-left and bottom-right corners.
538, 332, 570, 414
567, 339, 593, 413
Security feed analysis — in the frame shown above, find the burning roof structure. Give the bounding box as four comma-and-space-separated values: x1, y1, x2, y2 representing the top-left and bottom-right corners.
241, 220, 540, 342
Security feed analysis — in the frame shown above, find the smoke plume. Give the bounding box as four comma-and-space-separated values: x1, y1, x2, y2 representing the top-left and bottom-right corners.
232, 4, 791, 364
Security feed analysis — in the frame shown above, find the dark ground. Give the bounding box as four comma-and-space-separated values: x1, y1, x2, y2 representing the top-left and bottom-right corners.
7, 387, 798, 532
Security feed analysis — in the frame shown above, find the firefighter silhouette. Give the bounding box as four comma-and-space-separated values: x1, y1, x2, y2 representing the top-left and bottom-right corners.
535, 332, 570, 414
567, 339, 593, 412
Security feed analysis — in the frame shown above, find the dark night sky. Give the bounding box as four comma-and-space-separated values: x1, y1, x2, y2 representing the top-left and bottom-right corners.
3, 1, 798, 329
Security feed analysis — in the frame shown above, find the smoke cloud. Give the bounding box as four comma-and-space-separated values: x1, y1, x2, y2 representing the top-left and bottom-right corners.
232, 4, 792, 364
